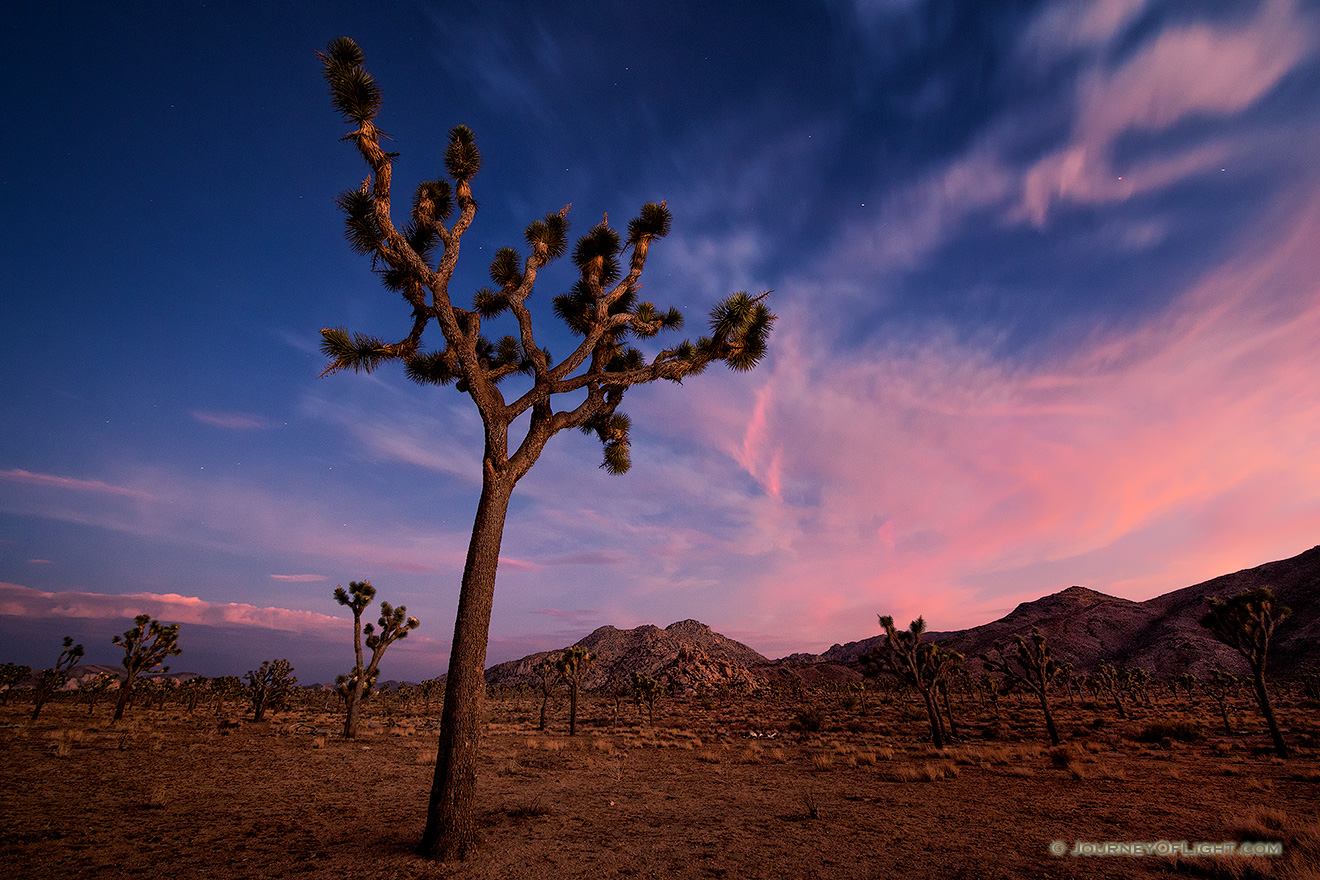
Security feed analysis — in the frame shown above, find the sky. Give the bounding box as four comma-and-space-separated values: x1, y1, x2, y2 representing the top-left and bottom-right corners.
3, 0, 1319, 683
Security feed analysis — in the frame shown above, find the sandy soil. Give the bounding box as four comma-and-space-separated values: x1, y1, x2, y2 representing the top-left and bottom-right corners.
2, 691, 1317, 879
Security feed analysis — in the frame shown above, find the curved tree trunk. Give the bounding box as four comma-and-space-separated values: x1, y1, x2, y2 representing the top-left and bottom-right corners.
1251, 667, 1289, 759
343, 688, 362, 738
112, 675, 134, 723
920, 689, 945, 749
1038, 690, 1060, 746
419, 468, 514, 861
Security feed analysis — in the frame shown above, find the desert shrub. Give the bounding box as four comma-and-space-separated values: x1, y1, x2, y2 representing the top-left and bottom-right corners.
789, 706, 825, 733
1137, 721, 1201, 743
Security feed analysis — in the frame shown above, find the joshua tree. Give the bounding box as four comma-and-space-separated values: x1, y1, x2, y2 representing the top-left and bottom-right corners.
1122, 666, 1152, 706
980, 628, 1061, 746
31, 637, 84, 721
210, 675, 242, 715
863, 615, 963, 748
557, 646, 595, 737
631, 671, 664, 726
333, 580, 420, 738
79, 672, 116, 716
0, 662, 31, 705
532, 657, 560, 731
1200, 588, 1291, 758
1093, 661, 1127, 719
111, 616, 181, 723
1206, 669, 1240, 734
314, 38, 774, 860
245, 659, 298, 723
419, 677, 444, 714
1173, 672, 1198, 703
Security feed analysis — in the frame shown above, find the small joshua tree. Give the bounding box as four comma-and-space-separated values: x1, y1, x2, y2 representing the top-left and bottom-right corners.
80, 671, 116, 716
1200, 588, 1290, 758
980, 628, 1061, 746
1093, 661, 1127, 719
210, 675, 243, 715
557, 646, 595, 737
863, 615, 963, 748
533, 657, 560, 731
245, 659, 298, 723
333, 580, 420, 738
0, 662, 31, 705
1206, 669, 1240, 734
32, 637, 83, 721
631, 671, 664, 726
1173, 672, 1198, 703
111, 616, 181, 723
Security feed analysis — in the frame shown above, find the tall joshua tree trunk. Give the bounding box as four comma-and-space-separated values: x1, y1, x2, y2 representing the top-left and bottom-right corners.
421, 466, 514, 859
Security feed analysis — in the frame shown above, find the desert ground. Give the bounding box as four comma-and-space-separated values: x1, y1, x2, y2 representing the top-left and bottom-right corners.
2, 686, 1317, 879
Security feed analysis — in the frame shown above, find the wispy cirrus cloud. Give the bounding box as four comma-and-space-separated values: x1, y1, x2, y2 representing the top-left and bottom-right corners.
674, 170, 1320, 648
0, 468, 155, 500
269, 574, 327, 582
190, 410, 271, 430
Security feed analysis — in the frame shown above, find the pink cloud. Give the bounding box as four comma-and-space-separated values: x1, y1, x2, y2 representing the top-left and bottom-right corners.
28, 559, 53, 565
663, 176, 1320, 650
190, 410, 270, 430
0, 468, 155, 500
1023, 0, 1312, 223
0, 582, 348, 635
269, 574, 327, 582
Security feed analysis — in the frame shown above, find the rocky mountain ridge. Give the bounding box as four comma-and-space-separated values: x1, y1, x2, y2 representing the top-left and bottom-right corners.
491, 546, 1320, 690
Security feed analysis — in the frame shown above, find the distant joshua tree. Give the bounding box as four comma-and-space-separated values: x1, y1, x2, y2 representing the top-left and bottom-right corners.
210, 675, 243, 716
79, 671, 116, 716
631, 671, 664, 726
0, 662, 32, 705
245, 659, 298, 723
333, 580, 420, 738
1093, 661, 1128, 719
532, 657, 560, 731
32, 637, 84, 721
981, 628, 1062, 746
111, 615, 181, 723
1200, 588, 1290, 758
1206, 669, 1241, 734
863, 615, 963, 749
1172, 672, 1198, 703
557, 646, 595, 737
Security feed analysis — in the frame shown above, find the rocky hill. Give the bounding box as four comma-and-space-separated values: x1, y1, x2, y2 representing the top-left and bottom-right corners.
800, 546, 1320, 678
484, 619, 769, 693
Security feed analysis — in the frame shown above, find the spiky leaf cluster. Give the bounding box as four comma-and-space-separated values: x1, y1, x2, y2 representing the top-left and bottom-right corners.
113, 615, 182, 677
319, 36, 381, 125
1200, 587, 1290, 670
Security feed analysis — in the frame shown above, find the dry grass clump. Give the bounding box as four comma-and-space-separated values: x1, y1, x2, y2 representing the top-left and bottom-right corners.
1166, 806, 1319, 880
809, 752, 834, 772
885, 761, 958, 782
696, 748, 722, 764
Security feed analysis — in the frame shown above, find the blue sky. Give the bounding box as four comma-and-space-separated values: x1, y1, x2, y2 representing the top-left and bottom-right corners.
3, 0, 1319, 683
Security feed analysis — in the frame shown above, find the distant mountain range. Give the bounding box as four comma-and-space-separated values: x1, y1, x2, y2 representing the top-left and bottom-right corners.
488, 545, 1320, 690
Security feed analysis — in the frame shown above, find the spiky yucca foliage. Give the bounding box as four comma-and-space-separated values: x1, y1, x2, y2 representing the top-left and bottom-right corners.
210, 675, 243, 716
556, 646, 595, 737
863, 615, 963, 749
315, 37, 774, 861
333, 580, 420, 738
1200, 587, 1291, 758
111, 616, 180, 724
245, 659, 298, 723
